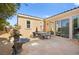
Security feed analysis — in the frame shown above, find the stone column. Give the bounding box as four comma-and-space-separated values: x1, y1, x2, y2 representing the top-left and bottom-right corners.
69, 17, 73, 39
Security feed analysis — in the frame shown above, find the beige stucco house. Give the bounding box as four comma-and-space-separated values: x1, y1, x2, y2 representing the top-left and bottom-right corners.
17, 7, 79, 39
17, 14, 44, 38
44, 7, 79, 39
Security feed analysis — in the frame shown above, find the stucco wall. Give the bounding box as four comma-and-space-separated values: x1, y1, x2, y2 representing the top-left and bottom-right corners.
17, 15, 44, 38
17, 8, 79, 39
44, 8, 79, 33
44, 8, 79, 39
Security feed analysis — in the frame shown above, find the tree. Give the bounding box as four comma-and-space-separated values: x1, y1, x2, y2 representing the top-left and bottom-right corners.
0, 4, 28, 31
0, 3, 20, 31
0, 3, 20, 19
0, 18, 11, 31
13, 24, 21, 30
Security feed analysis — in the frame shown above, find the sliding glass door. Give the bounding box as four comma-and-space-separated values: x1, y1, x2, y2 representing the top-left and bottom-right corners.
55, 21, 62, 36
55, 19, 69, 38
73, 15, 79, 39
61, 19, 69, 38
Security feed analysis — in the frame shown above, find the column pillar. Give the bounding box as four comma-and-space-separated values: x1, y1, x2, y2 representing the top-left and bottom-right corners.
54, 22, 56, 36
69, 17, 73, 39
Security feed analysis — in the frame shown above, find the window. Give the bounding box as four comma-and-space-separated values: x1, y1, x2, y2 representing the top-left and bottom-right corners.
27, 21, 30, 28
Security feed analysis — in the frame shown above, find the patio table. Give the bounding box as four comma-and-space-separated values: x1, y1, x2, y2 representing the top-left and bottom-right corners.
33, 31, 51, 39
36, 31, 51, 39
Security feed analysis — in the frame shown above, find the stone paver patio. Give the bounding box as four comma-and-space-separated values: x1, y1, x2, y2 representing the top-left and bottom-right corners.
20, 36, 79, 55
0, 33, 13, 55
0, 34, 79, 55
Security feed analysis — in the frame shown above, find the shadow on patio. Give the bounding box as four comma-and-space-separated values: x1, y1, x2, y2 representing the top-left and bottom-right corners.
0, 37, 13, 55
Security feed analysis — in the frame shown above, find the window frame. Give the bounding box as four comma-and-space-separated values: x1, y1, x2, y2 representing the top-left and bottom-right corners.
26, 20, 31, 29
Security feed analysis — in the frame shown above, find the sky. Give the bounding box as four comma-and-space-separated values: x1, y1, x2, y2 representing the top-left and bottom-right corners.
7, 3, 79, 26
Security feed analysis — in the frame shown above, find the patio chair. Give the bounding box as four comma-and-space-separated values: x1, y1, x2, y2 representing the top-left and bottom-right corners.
33, 32, 36, 37
45, 32, 51, 39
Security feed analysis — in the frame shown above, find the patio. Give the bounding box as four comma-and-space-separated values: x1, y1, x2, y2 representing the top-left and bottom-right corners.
20, 36, 79, 55
0, 34, 79, 55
